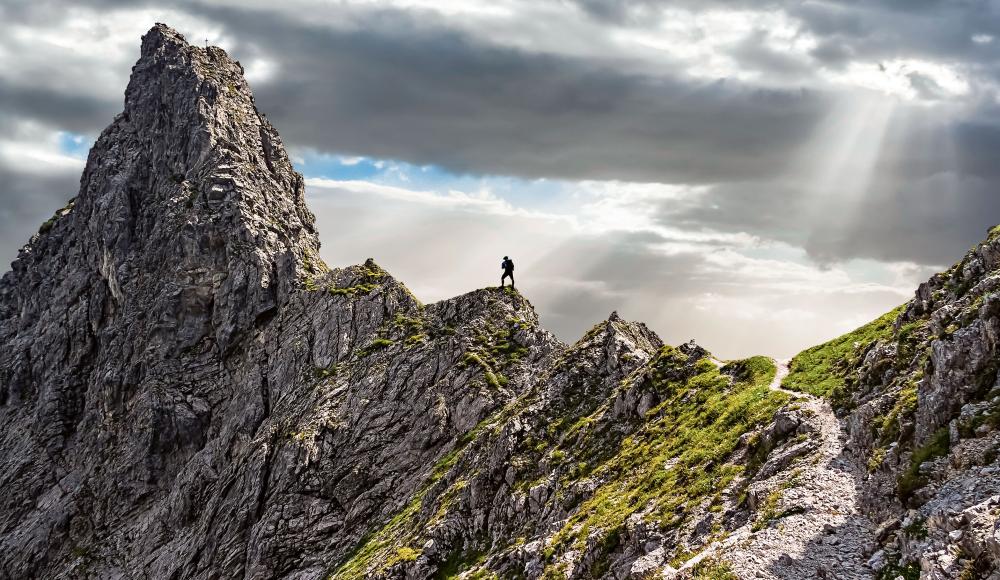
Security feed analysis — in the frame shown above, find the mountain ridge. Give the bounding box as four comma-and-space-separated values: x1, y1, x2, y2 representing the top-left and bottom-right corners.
2, 23, 1000, 580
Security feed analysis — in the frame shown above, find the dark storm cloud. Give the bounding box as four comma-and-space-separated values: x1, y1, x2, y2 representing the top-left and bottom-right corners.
803, 172, 1000, 266
3, 0, 1000, 185
182, 4, 828, 185
0, 82, 117, 135
569, 0, 782, 22
788, 0, 1000, 63
570, 0, 1000, 69
662, 180, 814, 245
663, 173, 1000, 268
0, 164, 80, 269
660, 103, 1000, 267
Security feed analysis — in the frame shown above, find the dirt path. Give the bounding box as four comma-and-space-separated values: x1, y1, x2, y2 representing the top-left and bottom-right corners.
669, 359, 876, 579
767, 358, 794, 395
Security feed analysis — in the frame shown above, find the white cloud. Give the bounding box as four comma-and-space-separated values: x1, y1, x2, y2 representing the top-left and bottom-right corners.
0, 121, 85, 174
827, 59, 970, 101
306, 177, 576, 224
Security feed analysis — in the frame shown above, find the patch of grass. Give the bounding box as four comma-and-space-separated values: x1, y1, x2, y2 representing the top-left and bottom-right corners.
326, 263, 387, 297
868, 447, 887, 472
301, 249, 328, 276
721, 356, 777, 390
330, 407, 510, 579
783, 306, 904, 399
38, 216, 57, 234
752, 490, 782, 531
877, 382, 919, 445
895, 319, 928, 365
37, 198, 75, 234
473, 323, 530, 363
385, 546, 420, 568
393, 313, 430, 348
435, 553, 497, 580
313, 363, 339, 380
902, 516, 927, 539
358, 338, 394, 357
465, 570, 500, 580
878, 559, 921, 580
898, 427, 950, 501
329, 495, 424, 579
539, 563, 568, 580
462, 352, 508, 390
691, 558, 738, 580
588, 526, 622, 578
328, 283, 378, 297
751, 489, 805, 531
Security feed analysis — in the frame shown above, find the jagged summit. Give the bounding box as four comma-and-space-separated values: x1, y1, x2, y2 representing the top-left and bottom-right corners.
6, 22, 320, 353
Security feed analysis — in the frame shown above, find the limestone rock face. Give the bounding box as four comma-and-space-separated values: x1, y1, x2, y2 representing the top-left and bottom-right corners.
0, 24, 563, 579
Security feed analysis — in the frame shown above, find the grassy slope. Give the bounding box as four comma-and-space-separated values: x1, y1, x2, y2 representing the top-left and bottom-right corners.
779, 239, 993, 502
540, 352, 787, 577
782, 305, 905, 398
329, 347, 789, 579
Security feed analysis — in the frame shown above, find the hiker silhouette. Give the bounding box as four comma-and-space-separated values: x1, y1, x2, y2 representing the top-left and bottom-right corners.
500, 256, 514, 288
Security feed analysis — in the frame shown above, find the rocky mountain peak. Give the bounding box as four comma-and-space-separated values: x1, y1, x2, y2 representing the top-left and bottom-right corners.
5, 23, 322, 355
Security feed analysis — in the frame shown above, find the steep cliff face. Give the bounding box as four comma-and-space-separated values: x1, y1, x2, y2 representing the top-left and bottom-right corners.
2, 23, 999, 580
0, 23, 317, 574
0, 25, 563, 579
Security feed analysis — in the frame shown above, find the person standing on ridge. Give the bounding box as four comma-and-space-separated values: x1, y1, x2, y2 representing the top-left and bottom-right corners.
501, 256, 515, 289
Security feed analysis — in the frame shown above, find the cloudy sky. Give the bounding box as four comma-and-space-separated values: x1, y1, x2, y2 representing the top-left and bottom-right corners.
2, 0, 999, 358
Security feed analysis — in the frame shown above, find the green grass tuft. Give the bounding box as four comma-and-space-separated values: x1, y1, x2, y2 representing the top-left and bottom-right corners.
783, 306, 904, 399
691, 558, 738, 580
897, 427, 950, 500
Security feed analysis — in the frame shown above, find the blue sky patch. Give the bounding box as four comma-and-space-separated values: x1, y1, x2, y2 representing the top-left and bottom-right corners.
57, 132, 93, 159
